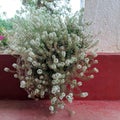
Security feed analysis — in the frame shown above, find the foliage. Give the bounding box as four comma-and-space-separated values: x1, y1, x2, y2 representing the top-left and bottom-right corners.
4, 0, 98, 114
0, 16, 13, 46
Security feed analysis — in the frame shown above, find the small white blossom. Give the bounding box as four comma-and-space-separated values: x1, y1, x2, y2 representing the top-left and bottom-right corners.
51, 85, 60, 94
91, 51, 98, 57
65, 59, 71, 66
77, 81, 82, 86
94, 60, 99, 64
4, 67, 10, 72
54, 58, 59, 64
29, 52, 35, 57
80, 92, 88, 98
37, 69, 43, 74
50, 64, 56, 70
32, 61, 38, 67
80, 72, 84, 77
37, 84, 42, 89
72, 79, 77, 85
82, 66, 87, 72
61, 51, 66, 57
93, 68, 99, 73
61, 79, 65, 84
27, 57, 33, 62
14, 74, 18, 78
27, 69, 32, 75
77, 64, 82, 69
89, 75, 94, 79
58, 104, 64, 109
49, 106, 54, 112
12, 63, 18, 68
85, 58, 89, 63
20, 81, 26, 88
51, 97, 57, 104
71, 57, 77, 62
35, 89, 40, 94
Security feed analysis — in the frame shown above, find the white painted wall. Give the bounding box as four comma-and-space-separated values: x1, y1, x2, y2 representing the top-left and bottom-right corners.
84, 0, 120, 52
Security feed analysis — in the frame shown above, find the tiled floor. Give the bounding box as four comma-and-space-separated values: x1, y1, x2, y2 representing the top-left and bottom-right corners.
0, 100, 120, 120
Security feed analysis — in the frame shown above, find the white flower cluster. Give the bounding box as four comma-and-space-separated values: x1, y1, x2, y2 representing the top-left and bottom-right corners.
4, 0, 98, 114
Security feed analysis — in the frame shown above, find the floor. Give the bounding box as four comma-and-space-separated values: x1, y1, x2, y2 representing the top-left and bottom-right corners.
0, 100, 120, 120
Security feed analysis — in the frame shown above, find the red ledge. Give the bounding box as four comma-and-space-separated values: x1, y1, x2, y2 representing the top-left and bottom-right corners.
0, 54, 120, 100
0, 100, 120, 120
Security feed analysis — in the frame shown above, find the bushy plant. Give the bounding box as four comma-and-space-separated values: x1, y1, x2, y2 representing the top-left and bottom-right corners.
0, 16, 13, 46
4, 0, 98, 113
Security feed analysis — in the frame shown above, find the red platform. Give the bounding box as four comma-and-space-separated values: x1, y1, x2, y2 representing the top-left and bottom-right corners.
0, 54, 120, 120
0, 100, 120, 120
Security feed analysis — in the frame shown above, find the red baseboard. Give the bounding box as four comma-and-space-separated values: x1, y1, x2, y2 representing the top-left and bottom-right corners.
0, 54, 120, 100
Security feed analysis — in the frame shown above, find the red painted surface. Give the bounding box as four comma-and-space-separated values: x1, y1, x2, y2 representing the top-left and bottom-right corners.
0, 54, 120, 100
0, 100, 120, 120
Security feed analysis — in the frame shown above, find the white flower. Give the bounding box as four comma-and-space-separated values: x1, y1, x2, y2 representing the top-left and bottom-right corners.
58, 104, 64, 109
82, 66, 87, 72
94, 60, 98, 64
79, 52, 86, 60
61, 92, 66, 97
70, 84, 75, 89
77, 64, 82, 69
89, 75, 94, 79
57, 62, 65, 67
72, 79, 77, 85
51, 85, 60, 94
80, 72, 84, 77
71, 57, 77, 62
93, 68, 99, 73
66, 95, 73, 103
50, 64, 56, 70
54, 58, 59, 64
61, 79, 65, 84
27, 57, 33, 62
4, 67, 10, 72
14, 74, 18, 78
32, 61, 38, 67
29, 52, 35, 57
12, 63, 18, 68
34, 89, 40, 94
69, 93, 73, 97
40, 90, 45, 96
39, 75, 44, 79
25, 77, 29, 80
37, 84, 42, 89
65, 59, 71, 66
77, 81, 82, 86
51, 97, 57, 104
52, 55, 56, 59
27, 69, 32, 75
80, 92, 88, 98
30, 40, 36, 45
37, 69, 43, 74
61, 51, 66, 57
85, 58, 89, 63
28, 94, 32, 98
91, 51, 98, 57
20, 81, 26, 88
49, 106, 54, 111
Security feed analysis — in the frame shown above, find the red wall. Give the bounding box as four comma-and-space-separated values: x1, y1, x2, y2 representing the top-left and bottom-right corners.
0, 54, 120, 100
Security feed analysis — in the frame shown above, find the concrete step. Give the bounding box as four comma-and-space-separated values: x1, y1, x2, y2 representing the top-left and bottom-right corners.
0, 100, 120, 120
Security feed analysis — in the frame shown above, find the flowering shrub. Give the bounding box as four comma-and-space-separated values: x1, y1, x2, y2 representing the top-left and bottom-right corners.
4, 0, 98, 113
0, 35, 4, 40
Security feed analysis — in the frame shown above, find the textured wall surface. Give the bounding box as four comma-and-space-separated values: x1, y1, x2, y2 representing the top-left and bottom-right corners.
84, 0, 120, 52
